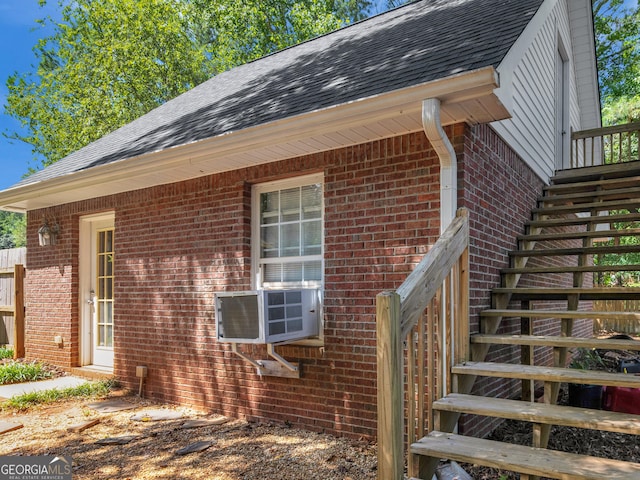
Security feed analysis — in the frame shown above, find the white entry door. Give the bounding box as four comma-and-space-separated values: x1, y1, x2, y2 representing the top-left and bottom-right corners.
80, 214, 115, 369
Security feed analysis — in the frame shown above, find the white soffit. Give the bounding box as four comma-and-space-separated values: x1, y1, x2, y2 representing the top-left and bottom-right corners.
0, 67, 508, 213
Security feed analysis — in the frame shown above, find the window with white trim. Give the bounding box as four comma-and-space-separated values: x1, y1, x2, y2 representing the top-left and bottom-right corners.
253, 173, 324, 290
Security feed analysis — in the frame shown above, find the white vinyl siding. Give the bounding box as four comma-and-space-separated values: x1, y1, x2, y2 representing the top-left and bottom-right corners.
492, 0, 592, 181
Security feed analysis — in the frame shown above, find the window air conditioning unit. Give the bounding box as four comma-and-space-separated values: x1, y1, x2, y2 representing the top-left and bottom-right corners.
215, 289, 319, 344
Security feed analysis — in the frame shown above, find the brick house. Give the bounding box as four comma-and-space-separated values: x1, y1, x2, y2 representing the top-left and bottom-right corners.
0, 0, 600, 440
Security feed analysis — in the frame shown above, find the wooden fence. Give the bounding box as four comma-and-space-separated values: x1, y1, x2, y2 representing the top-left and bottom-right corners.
593, 300, 640, 334
0, 248, 26, 357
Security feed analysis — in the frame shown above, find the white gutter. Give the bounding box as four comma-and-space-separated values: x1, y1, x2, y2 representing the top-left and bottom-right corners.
422, 98, 457, 233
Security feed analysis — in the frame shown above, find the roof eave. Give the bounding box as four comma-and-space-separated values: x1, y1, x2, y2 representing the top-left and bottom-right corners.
0, 66, 508, 213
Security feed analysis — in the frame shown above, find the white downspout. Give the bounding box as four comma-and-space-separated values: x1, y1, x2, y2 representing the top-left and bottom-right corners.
422, 98, 457, 233
422, 98, 458, 414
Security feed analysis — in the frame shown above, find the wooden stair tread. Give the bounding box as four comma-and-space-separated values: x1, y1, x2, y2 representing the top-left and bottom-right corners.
532, 199, 640, 216
509, 244, 640, 257
411, 431, 640, 479
434, 393, 640, 434
540, 185, 640, 204
545, 175, 640, 195
481, 309, 640, 320
526, 212, 640, 228
502, 264, 640, 274
492, 287, 640, 301
452, 361, 640, 387
470, 334, 640, 351
551, 160, 640, 184
518, 228, 640, 242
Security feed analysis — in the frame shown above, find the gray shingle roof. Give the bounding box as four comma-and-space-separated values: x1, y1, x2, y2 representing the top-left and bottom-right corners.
15, 0, 543, 188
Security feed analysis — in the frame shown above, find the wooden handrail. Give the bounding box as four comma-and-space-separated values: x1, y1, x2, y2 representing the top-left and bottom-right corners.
376, 208, 469, 480
572, 122, 640, 140
397, 210, 469, 338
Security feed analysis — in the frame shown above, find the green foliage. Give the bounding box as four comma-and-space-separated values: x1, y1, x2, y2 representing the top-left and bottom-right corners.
0, 347, 14, 360
569, 348, 606, 370
4, 0, 371, 172
0, 361, 53, 385
6, 0, 211, 168
0, 379, 117, 411
594, 210, 640, 286
0, 212, 26, 248
602, 95, 640, 125
593, 0, 640, 104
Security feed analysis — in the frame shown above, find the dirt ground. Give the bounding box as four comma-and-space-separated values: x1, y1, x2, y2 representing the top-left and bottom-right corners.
0, 392, 377, 480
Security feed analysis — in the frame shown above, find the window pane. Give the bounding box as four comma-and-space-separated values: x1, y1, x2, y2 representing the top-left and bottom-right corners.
280, 187, 300, 222
302, 220, 321, 255
260, 192, 279, 224
283, 263, 303, 282
261, 225, 279, 258
302, 184, 322, 219
105, 302, 113, 324
304, 261, 322, 281
105, 230, 113, 252
263, 264, 282, 283
281, 224, 300, 256
105, 325, 113, 347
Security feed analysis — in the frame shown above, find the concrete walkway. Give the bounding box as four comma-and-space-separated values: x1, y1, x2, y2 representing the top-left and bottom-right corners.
0, 376, 88, 400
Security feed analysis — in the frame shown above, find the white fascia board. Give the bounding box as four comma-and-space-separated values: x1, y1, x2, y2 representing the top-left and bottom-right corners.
0, 66, 503, 213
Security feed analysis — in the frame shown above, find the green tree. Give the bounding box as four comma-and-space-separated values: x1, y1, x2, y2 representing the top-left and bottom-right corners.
190, 0, 367, 75
5, 0, 210, 168
0, 212, 26, 249
4, 0, 371, 171
593, 0, 640, 122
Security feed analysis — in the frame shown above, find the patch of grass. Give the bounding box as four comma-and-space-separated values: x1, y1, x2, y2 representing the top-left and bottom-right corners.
1, 379, 117, 411
0, 361, 53, 385
0, 347, 13, 359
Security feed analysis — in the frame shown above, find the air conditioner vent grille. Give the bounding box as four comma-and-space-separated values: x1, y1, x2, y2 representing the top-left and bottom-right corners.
215, 289, 319, 344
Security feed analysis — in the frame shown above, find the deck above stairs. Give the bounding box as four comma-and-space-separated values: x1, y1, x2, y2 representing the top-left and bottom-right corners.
410, 159, 640, 479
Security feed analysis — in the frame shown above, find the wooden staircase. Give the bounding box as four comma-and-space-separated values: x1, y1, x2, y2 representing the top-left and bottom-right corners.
411, 160, 640, 479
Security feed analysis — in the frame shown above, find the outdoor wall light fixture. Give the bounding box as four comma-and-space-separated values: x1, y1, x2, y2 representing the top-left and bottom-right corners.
38, 218, 60, 246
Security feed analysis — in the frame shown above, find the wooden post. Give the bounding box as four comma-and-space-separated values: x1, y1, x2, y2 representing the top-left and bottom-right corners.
376, 291, 403, 480
454, 244, 470, 365
13, 264, 25, 359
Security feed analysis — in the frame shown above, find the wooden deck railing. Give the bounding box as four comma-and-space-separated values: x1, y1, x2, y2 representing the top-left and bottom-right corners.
376, 208, 469, 480
571, 122, 640, 168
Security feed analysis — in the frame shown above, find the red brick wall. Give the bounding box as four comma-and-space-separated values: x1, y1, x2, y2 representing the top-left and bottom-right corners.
24, 123, 588, 440
25, 131, 442, 439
